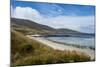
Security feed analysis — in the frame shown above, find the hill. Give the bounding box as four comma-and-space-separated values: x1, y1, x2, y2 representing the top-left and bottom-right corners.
11, 18, 55, 31
11, 18, 83, 35
11, 30, 91, 66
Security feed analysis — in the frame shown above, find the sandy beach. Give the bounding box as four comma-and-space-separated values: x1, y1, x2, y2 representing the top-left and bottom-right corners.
27, 35, 95, 60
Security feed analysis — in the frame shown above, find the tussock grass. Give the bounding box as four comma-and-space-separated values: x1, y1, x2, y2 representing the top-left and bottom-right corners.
11, 30, 91, 66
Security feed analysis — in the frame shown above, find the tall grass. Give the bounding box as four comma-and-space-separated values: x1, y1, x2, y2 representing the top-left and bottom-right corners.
11, 30, 91, 66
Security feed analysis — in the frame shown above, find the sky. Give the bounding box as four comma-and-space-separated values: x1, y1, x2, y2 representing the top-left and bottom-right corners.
11, 0, 95, 33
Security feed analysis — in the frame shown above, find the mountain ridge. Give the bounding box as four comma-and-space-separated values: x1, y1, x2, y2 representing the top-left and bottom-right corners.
11, 18, 94, 36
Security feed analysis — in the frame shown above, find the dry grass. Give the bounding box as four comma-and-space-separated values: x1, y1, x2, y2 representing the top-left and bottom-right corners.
11, 30, 91, 66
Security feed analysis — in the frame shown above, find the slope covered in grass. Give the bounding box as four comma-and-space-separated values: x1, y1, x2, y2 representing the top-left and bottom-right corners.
11, 30, 91, 66
11, 18, 85, 35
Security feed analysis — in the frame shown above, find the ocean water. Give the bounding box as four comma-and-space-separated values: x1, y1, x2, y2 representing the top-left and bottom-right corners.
46, 36, 95, 48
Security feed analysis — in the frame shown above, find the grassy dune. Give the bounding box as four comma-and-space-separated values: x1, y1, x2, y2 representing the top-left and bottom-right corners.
11, 30, 91, 66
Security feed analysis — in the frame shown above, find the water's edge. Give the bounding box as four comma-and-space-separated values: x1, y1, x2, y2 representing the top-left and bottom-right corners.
44, 37, 95, 50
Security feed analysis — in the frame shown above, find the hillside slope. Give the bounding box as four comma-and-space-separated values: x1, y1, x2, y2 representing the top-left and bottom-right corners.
11, 30, 91, 66
11, 18, 83, 35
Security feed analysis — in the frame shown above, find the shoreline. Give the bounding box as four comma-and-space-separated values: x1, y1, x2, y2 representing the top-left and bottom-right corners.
44, 37, 95, 50
27, 35, 95, 60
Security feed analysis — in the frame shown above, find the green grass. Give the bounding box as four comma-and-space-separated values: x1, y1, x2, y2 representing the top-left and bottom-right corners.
11, 30, 91, 66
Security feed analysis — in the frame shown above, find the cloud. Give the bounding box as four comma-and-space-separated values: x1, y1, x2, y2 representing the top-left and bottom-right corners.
11, 6, 95, 33
11, 6, 43, 22
11, 5, 14, 17
42, 16, 95, 33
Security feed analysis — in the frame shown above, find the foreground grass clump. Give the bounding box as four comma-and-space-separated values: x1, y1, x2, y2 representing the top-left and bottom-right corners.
11, 30, 91, 66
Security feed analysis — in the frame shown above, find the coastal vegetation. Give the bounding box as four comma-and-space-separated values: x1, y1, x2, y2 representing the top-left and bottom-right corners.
11, 30, 91, 66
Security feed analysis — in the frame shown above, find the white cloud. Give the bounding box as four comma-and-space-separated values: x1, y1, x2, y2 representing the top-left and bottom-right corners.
42, 16, 95, 33
11, 6, 95, 33
11, 6, 43, 22
11, 6, 14, 17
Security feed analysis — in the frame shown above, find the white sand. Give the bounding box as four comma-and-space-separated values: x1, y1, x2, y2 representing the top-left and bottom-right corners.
27, 35, 95, 60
